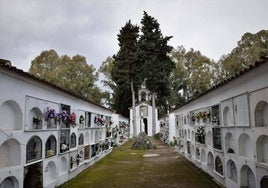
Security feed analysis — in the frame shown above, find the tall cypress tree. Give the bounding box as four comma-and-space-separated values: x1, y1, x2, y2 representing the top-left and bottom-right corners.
138, 12, 175, 134
112, 20, 140, 136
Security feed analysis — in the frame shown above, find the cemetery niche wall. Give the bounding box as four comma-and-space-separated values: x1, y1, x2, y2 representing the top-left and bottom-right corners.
0, 61, 129, 188
168, 57, 268, 188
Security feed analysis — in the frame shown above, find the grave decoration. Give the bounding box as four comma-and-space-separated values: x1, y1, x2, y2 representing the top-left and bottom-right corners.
132, 132, 155, 150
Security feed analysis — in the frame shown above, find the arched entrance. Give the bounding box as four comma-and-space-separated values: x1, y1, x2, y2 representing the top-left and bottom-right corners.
24, 162, 43, 188
143, 118, 148, 135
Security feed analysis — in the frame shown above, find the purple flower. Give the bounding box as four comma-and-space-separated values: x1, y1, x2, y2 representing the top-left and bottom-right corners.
44, 107, 57, 121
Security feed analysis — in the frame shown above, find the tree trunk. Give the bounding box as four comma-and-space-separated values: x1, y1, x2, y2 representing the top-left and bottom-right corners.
152, 92, 156, 135
131, 78, 137, 137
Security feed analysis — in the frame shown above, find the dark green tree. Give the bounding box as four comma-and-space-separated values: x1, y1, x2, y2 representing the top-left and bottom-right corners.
112, 21, 140, 135
138, 12, 175, 133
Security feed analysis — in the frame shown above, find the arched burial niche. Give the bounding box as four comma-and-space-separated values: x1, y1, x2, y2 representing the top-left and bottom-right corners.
205, 131, 212, 146
60, 156, 68, 174
0, 176, 19, 188
45, 135, 57, 158
195, 147, 200, 160
29, 107, 43, 129
79, 133, 84, 146
95, 131, 99, 143
238, 133, 253, 158
260, 176, 268, 188
191, 144, 195, 158
0, 138, 21, 168
192, 130, 194, 141
225, 132, 235, 154
207, 151, 214, 169
201, 149, 206, 163
26, 136, 42, 163
215, 156, 223, 175
226, 159, 237, 182
240, 165, 256, 188
255, 101, 268, 127
223, 106, 231, 126
70, 133, 76, 149
0, 100, 22, 130
256, 135, 268, 163
44, 161, 57, 183
85, 132, 89, 144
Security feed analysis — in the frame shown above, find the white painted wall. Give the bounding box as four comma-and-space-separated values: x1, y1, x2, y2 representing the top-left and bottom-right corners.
0, 67, 129, 188
168, 63, 268, 188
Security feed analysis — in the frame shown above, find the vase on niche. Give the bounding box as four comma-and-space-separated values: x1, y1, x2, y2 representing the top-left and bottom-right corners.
47, 118, 56, 128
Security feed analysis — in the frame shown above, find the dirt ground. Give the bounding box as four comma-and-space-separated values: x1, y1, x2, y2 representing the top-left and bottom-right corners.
59, 138, 222, 188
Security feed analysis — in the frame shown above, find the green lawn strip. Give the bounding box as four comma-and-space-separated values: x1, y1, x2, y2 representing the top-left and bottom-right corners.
59, 140, 144, 188
59, 139, 221, 188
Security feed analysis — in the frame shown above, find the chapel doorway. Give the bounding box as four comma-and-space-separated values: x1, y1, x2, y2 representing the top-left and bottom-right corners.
143, 118, 148, 135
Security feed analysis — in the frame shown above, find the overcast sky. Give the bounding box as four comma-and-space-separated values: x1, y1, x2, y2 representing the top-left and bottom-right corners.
1, 0, 268, 72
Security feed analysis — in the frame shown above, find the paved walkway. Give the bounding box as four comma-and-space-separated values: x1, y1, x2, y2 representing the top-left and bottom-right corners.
60, 139, 221, 188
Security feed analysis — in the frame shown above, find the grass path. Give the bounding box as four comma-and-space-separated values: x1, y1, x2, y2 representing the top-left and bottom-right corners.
59, 139, 221, 188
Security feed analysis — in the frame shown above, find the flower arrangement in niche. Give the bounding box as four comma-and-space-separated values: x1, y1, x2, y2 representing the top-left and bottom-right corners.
76, 153, 82, 166
60, 143, 68, 153
189, 112, 195, 123
44, 107, 57, 128
57, 110, 77, 127
33, 117, 42, 129
44, 107, 56, 121
57, 110, 69, 122
94, 115, 105, 126
106, 128, 112, 137
196, 126, 205, 144
109, 118, 113, 125
70, 112, 77, 127
195, 112, 202, 122
201, 109, 211, 122
196, 126, 205, 136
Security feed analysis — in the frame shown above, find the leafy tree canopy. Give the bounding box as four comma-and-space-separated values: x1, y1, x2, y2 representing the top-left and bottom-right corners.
169, 46, 213, 104
220, 30, 268, 77
29, 49, 104, 104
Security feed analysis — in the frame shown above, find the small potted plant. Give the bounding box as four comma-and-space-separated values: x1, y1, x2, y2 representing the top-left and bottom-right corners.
44, 107, 57, 128
33, 117, 42, 129
69, 112, 77, 127
57, 110, 70, 128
